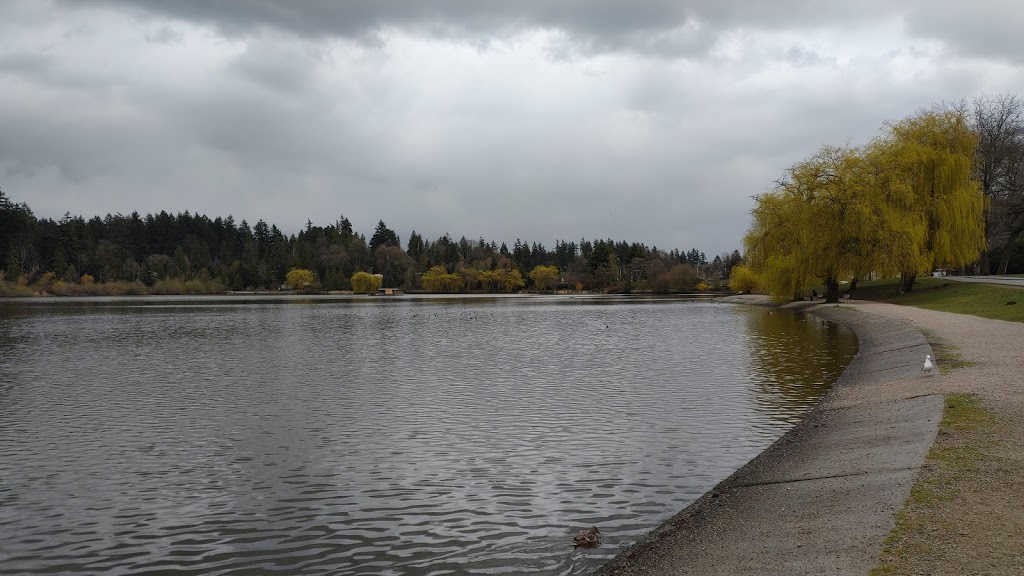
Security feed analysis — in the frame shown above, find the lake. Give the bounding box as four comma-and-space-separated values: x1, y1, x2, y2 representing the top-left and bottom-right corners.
0, 295, 857, 575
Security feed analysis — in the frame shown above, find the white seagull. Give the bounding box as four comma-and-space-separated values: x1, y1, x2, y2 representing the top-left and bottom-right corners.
922, 354, 935, 374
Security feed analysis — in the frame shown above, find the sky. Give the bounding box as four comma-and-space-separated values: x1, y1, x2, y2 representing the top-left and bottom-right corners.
2, 1, 1023, 256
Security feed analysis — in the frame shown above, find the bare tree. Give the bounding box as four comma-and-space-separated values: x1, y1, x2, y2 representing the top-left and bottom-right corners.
972, 94, 1024, 273
992, 135, 1024, 273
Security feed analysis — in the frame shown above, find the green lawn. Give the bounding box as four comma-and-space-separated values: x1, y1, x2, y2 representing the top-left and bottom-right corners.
848, 277, 1024, 322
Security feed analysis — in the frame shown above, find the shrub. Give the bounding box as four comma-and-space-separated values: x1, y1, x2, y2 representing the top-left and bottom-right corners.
729, 265, 762, 294
0, 272, 32, 297
285, 268, 317, 291
31, 272, 56, 293
351, 271, 382, 294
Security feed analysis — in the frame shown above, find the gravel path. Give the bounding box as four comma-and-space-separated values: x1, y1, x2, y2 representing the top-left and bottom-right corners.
843, 301, 1024, 574
831, 301, 1024, 408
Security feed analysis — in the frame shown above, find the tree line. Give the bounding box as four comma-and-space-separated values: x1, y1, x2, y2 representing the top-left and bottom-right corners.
739, 94, 1024, 303
0, 192, 743, 295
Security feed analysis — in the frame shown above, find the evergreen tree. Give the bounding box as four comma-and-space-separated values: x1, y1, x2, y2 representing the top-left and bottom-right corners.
407, 231, 424, 262
369, 220, 400, 251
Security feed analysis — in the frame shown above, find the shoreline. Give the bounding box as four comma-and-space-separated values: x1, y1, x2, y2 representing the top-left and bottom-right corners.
598, 295, 944, 575
0, 289, 730, 298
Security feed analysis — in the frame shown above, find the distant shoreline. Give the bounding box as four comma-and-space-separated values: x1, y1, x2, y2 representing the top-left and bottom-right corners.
0, 289, 731, 300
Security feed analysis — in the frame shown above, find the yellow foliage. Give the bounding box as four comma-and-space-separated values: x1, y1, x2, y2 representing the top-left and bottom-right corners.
285, 268, 317, 290
729, 265, 761, 294
744, 187, 816, 301
350, 271, 382, 294
478, 270, 496, 292
495, 268, 525, 292
745, 108, 984, 300
529, 265, 559, 291
79, 274, 94, 285
886, 109, 985, 272
421, 266, 463, 293
458, 268, 482, 290
477, 268, 525, 293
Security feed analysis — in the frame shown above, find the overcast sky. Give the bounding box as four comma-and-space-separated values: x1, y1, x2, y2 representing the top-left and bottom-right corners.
2, 1, 1022, 255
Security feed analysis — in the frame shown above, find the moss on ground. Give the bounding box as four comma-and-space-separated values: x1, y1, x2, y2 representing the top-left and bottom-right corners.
870, 393, 998, 576
918, 329, 978, 374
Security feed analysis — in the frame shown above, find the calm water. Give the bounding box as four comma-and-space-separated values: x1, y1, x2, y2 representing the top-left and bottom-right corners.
0, 295, 857, 575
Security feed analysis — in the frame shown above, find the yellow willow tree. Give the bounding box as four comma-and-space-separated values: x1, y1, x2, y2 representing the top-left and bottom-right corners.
350, 271, 381, 294
853, 138, 930, 282
744, 184, 814, 302
285, 268, 316, 291
886, 109, 986, 291
528, 265, 559, 292
420, 265, 463, 293
746, 109, 984, 300
793, 146, 869, 302
746, 145, 878, 302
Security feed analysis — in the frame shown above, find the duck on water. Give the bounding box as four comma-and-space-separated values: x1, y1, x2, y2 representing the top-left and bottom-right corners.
573, 526, 600, 548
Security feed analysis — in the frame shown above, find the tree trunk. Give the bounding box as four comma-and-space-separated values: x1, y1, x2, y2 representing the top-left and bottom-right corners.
899, 272, 916, 293
998, 231, 1020, 275
824, 277, 840, 303
980, 211, 991, 274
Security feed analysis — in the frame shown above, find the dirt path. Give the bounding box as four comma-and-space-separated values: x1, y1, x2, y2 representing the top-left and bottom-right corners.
844, 302, 1024, 574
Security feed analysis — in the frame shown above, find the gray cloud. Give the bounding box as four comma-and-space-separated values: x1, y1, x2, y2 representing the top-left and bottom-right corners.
0, 51, 54, 77
902, 2, 1024, 62
144, 25, 184, 45
229, 38, 324, 94
3, 0, 1024, 256
64, 0, 896, 57
44, 0, 1024, 64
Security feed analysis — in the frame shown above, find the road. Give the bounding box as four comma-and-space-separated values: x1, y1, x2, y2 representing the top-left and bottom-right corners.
940, 275, 1024, 287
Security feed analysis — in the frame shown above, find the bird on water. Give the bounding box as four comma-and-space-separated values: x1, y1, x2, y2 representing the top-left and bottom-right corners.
922, 354, 935, 374
573, 526, 600, 548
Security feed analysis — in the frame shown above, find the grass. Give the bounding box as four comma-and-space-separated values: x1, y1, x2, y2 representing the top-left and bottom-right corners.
870, 393, 998, 576
845, 276, 1024, 323
918, 329, 977, 374
857, 278, 1012, 574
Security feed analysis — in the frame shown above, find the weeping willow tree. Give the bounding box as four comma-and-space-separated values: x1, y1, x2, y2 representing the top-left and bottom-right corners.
850, 138, 931, 283
800, 146, 878, 301
746, 145, 879, 302
886, 109, 986, 291
745, 187, 812, 301
745, 107, 986, 300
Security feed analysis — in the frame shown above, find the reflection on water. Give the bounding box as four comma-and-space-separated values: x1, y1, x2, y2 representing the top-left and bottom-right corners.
742, 309, 859, 423
0, 296, 856, 575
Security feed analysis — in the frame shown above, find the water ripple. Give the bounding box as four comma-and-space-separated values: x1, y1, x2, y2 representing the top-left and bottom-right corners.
0, 297, 855, 575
